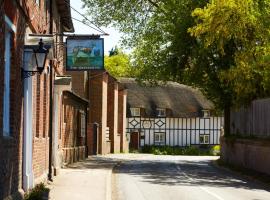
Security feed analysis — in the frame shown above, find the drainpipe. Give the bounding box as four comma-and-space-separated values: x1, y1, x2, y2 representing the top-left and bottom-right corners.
48, 0, 53, 181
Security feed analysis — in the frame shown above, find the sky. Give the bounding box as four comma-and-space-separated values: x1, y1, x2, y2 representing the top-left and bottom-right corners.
70, 0, 122, 55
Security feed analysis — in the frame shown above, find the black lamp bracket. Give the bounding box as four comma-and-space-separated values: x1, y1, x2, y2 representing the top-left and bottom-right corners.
21, 68, 41, 79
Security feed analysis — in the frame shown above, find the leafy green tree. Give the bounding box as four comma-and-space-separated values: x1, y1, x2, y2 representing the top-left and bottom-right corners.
109, 46, 120, 57
83, 0, 270, 135
189, 0, 270, 105
105, 49, 134, 78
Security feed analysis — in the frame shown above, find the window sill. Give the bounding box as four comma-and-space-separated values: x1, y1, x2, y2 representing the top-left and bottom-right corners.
1, 135, 14, 140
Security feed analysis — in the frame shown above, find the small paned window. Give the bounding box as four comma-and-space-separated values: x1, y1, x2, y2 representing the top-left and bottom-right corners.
154, 132, 165, 145
202, 110, 210, 118
199, 135, 210, 144
130, 108, 140, 117
80, 112, 86, 137
157, 108, 166, 117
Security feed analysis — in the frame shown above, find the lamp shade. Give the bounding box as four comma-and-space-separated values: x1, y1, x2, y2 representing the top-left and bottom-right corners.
35, 52, 47, 72
33, 39, 49, 73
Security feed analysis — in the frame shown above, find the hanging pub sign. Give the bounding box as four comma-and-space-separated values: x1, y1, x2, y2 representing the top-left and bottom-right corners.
66, 37, 104, 71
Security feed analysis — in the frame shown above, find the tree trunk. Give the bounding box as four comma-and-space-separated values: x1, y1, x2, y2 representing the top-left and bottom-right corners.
224, 105, 231, 136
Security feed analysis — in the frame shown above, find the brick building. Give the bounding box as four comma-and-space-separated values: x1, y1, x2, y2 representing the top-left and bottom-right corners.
0, 1, 25, 199
52, 76, 88, 174
0, 0, 74, 199
69, 70, 129, 155
62, 91, 88, 164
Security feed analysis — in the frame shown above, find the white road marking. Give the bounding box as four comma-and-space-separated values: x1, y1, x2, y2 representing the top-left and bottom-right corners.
175, 163, 225, 200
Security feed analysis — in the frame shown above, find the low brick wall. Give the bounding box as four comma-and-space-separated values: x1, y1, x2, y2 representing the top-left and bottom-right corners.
62, 146, 86, 165
220, 137, 270, 175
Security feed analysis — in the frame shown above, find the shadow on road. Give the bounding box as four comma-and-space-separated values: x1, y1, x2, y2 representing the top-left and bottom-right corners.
66, 156, 119, 170
112, 157, 270, 191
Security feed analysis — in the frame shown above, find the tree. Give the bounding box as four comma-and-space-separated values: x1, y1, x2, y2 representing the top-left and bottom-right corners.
82, 0, 270, 135
105, 49, 134, 78
189, 0, 270, 106
109, 46, 120, 57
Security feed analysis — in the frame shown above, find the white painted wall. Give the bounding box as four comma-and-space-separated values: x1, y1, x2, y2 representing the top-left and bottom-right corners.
127, 117, 224, 147
23, 49, 34, 191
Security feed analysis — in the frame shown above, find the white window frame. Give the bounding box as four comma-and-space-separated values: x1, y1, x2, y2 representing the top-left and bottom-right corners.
34, 0, 40, 6
199, 134, 210, 144
157, 108, 166, 117
3, 25, 12, 137
130, 107, 140, 117
154, 132, 165, 145
202, 110, 210, 118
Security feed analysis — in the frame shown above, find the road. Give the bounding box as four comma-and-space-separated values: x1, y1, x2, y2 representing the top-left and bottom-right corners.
110, 154, 270, 200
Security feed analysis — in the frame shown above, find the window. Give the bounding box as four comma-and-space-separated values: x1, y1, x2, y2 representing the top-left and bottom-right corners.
80, 112, 86, 137
34, 0, 40, 6
130, 108, 140, 117
202, 110, 210, 118
3, 30, 11, 137
154, 132, 165, 145
140, 131, 145, 139
200, 135, 210, 144
157, 108, 166, 117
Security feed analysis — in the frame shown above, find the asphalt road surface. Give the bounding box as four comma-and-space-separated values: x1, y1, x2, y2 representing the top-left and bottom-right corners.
111, 154, 270, 200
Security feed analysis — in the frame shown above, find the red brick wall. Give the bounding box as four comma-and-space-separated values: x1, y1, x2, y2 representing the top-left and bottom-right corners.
31, 69, 50, 183
0, 0, 73, 198
66, 71, 88, 99
0, 1, 25, 199
118, 90, 129, 152
27, 0, 51, 186
107, 77, 120, 153
88, 71, 109, 155
221, 137, 270, 176
61, 92, 87, 165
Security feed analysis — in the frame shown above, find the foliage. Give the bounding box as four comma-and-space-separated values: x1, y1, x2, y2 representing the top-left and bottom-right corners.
109, 46, 120, 57
210, 145, 221, 156
105, 47, 135, 78
189, 0, 270, 106
24, 183, 49, 200
82, 0, 270, 109
129, 147, 140, 154
140, 145, 220, 156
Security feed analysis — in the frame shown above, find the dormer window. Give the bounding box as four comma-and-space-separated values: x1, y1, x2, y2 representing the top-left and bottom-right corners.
130, 108, 140, 117
157, 108, 166, 117
202, 110, 210, 118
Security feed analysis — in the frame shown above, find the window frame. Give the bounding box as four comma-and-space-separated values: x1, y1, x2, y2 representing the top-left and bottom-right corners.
79, 111, 86, 138
154, 132, 166, 145
130, 107, 140, 117
199, 134, 210, 144
202, 110, 210, 118
3, 25, 12, 137
156, 108, 166, 117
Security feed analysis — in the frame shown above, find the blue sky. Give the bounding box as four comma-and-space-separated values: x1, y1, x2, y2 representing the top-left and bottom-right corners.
70, 0, 122, 55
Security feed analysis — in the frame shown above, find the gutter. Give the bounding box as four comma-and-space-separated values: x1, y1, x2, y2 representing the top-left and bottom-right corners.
48, 0, 53, 182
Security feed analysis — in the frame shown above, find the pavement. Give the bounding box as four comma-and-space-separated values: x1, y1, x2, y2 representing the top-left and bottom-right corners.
48, 156, 119, 200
